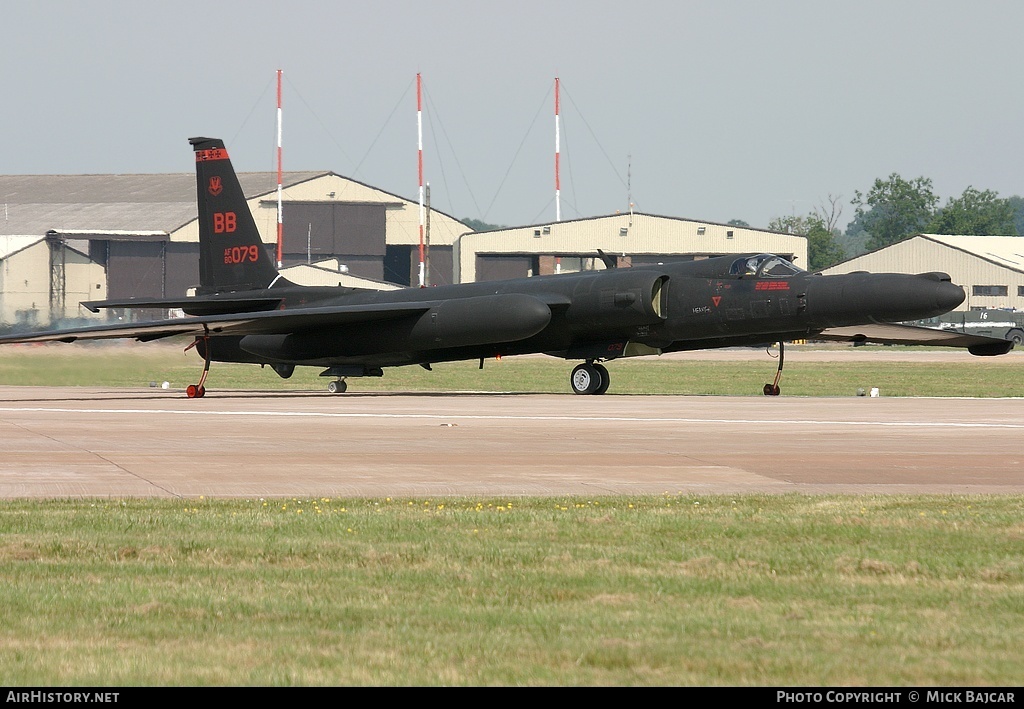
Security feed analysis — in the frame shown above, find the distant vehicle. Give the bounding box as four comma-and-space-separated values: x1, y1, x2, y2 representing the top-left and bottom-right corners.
915, 310, 1024, 345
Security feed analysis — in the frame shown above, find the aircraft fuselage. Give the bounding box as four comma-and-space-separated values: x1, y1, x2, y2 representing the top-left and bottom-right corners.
195, 253, 965, 371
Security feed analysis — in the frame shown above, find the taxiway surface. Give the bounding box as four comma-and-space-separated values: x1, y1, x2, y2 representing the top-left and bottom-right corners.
0, 386, 1021, 498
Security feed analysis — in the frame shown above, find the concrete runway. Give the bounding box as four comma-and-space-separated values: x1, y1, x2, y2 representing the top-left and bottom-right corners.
0, 385, 1021, 498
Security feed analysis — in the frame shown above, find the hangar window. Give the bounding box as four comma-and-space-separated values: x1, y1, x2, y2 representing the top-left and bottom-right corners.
1018, 286, 1024, 296
973, 285, 1007, 296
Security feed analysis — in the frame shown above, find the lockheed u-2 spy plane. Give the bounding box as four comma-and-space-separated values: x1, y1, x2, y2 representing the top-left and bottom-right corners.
0, 137, 1011, 396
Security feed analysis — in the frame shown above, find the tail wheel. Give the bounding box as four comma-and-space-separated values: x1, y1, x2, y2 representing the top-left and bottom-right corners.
186, 384, 206, 399
570, 363, 604, 395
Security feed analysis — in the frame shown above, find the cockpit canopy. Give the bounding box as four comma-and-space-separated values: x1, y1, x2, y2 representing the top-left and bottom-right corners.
729, 254, 804, 278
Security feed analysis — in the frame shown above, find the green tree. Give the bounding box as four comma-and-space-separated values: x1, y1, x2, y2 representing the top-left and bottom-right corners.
851, 174, 938, 250
768, 214, 844, 271
1007, 196, 1024, 236
462, 218, 506, 232
927, 187, 1018, 235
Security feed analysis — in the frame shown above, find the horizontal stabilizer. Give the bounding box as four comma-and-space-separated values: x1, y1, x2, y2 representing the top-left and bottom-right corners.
82, 296, 285, 316
818, 323, 1014, 356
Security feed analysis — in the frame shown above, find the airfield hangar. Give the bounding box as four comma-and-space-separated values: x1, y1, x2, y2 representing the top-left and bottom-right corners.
822, 234, 1024, 312
0, 171, 806, 328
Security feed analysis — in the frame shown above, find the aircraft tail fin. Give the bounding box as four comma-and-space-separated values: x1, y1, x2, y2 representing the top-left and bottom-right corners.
190, 137, 285, 295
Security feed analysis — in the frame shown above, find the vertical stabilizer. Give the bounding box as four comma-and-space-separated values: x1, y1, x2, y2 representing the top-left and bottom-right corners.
190, 137, 282, 294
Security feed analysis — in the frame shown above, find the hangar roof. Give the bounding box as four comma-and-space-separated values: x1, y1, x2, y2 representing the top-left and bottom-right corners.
0, 171, 325, 237
0, 235, 46, 260
917, 234, 1024, 273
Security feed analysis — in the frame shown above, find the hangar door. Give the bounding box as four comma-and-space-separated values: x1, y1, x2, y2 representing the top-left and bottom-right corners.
282, 202, 386, 279
475, 254, 537, 282
103, 241, 200, 300
107, 241, 165, 299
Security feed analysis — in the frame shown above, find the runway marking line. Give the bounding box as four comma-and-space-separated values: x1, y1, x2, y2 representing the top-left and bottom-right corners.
0, 407, 1022, 429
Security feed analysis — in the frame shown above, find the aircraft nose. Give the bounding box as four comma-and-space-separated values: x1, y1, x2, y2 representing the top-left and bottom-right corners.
915, 272, 965, 313
806, 270, 965, 327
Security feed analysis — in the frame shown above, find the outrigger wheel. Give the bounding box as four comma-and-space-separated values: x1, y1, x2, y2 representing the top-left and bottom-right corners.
570, 361, 610, 395
184, 335, 212, 399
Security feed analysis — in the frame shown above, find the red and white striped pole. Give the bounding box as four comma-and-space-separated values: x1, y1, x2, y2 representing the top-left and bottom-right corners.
417, 73, 426, 288
276, 69, 284, 268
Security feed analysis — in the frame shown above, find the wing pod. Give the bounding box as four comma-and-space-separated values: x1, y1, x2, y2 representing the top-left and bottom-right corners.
238, 293, 553, 361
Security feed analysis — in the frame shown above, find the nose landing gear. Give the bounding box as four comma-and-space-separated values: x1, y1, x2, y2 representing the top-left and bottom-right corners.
763, 341, 784, 396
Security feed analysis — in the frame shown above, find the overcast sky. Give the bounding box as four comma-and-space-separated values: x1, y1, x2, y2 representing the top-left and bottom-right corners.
4, 0, 1022, 231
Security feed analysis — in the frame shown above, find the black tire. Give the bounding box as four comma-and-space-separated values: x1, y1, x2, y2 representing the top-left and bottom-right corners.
593, 363, 611, 395
1008, 329, 1024, 346
570, 364, 602, 395
763, 383, 781, 396
327, 380, 347, 394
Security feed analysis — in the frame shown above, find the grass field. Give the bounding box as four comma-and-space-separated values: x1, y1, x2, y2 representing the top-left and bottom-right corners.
1, 495, 1022, 686
0, 340, 1022, 397
1, 342, 1022, 685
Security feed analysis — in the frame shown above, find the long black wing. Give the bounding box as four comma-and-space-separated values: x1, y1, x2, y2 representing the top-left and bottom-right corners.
818, 323, 1014, 356
0, 301, 436, 344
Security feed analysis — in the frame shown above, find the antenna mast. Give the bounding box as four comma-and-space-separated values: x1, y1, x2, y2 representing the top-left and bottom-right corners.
555, 76, 561, 223
417, 72, 426, 288
276, 69, 284, 268
627, 153, 633, 226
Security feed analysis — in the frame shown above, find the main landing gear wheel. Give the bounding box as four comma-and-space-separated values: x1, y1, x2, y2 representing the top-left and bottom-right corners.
327, 380, 348, 394
592, 363, 610, 395
570, 362, 609, 395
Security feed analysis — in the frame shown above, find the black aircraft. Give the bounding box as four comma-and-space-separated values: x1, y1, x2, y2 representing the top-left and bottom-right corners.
0, 137, 1012, 396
